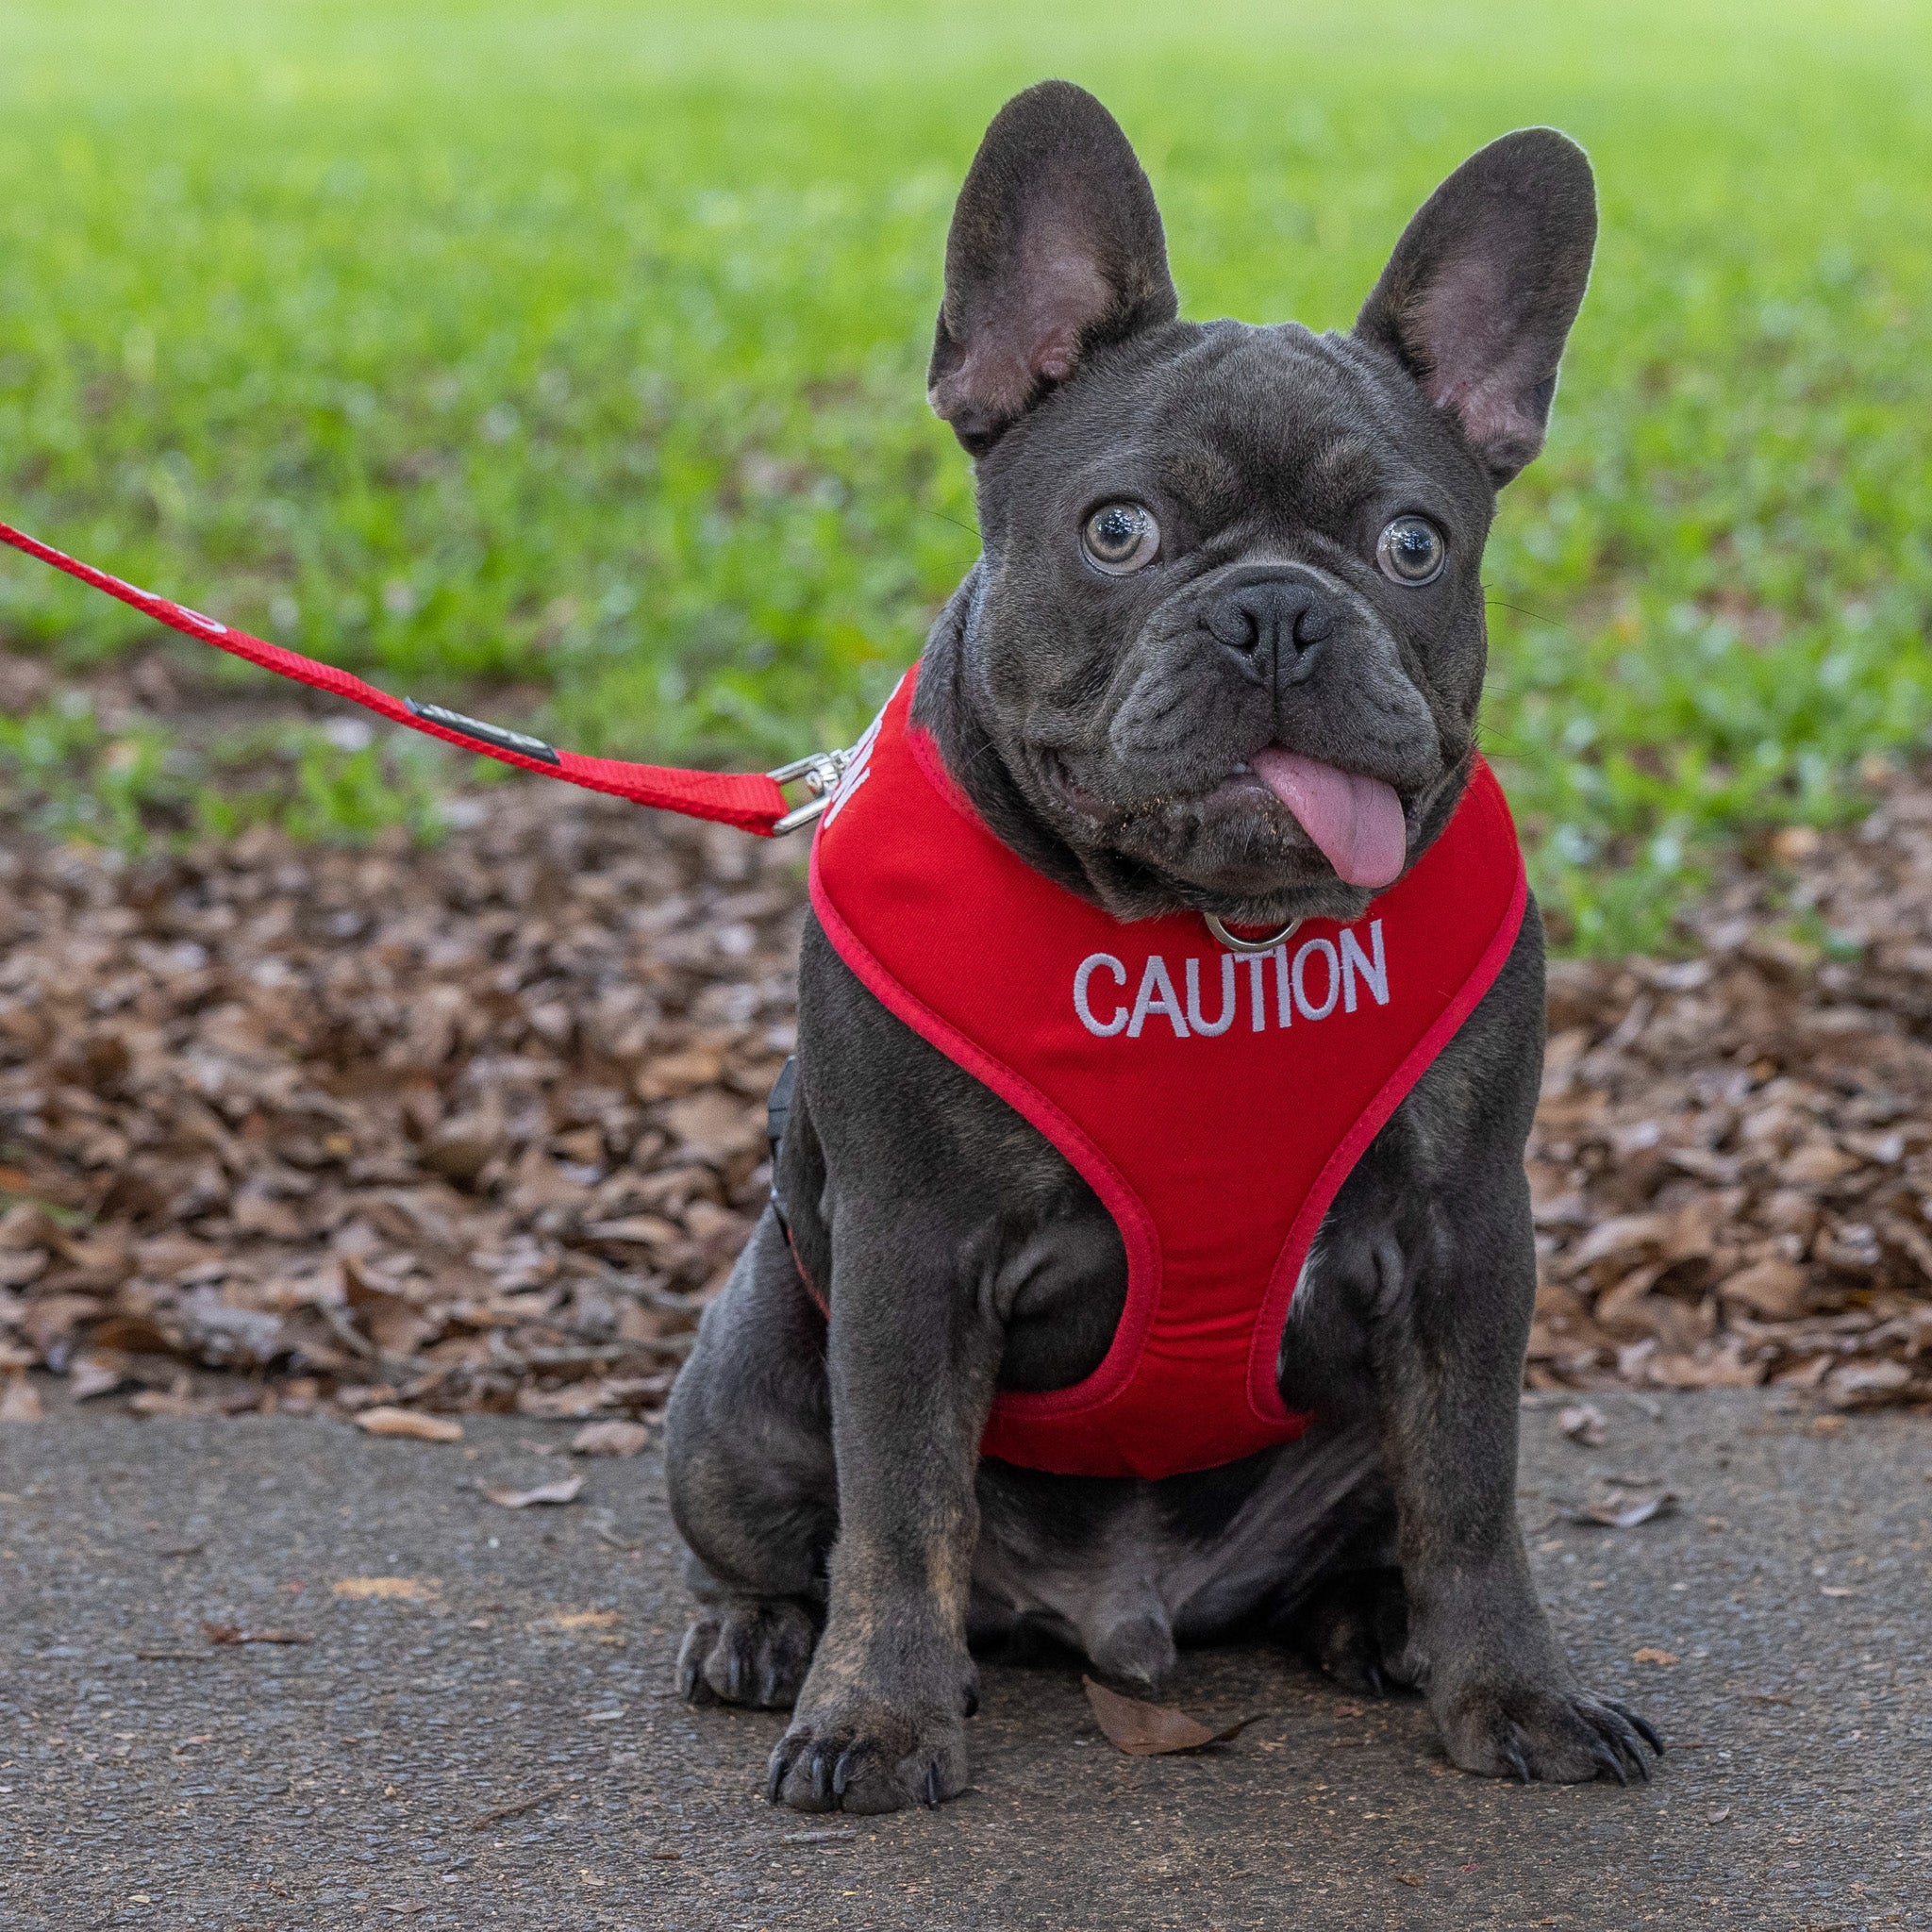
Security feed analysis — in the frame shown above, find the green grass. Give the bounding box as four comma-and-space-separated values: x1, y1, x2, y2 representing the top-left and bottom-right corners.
3, 0, 1932, 944
0, 692, 458, 848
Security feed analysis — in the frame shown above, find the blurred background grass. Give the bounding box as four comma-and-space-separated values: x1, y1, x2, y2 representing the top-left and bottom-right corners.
2, 0, 1930, 947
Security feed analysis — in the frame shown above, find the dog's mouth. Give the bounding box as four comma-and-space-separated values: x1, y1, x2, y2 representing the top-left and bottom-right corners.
1240, 748, 1407, 889
1043, 747, 1411, 891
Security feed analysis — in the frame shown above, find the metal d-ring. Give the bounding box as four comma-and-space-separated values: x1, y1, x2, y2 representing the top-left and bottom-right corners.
1203, 913, 1303, 955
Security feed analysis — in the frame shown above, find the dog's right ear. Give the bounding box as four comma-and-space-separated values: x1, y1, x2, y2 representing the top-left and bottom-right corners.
928, 81, 1176, 455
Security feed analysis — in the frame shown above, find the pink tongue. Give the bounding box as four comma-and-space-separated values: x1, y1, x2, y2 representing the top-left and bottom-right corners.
1249, 748, 1407, 890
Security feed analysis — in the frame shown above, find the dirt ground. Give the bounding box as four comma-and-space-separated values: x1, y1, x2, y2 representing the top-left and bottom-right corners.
5, 723, 1932, 1429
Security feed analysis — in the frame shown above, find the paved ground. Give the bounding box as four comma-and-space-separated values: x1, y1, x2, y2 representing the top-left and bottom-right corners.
2, 1391, 1928, 1932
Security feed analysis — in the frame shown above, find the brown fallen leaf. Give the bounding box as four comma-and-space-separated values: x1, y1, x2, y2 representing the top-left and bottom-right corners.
480, 1474, 584, 1509
67, 1353, 131, 1402
1716, 1257, 1811, 1322
0, 1375, 43, 1422
355, 1407, 463, 1444
331, 1576, 441, 1602
87, 1315, 176, 1357
128, 1383, 204, 1420
1081, 1675, 1262, 1756
570, 1420, 650, 1457
539, 1608, 621, 1632
1632, 1647, 1679, 1666
1565, 1484, 1677, 1529
201, 1621, 312, 1646
1557, 1402, 1607, 1447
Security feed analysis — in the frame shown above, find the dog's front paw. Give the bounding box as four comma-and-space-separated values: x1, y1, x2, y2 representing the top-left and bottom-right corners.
677, 1597, 818, 1709
766, 1693, 970, 1814
1437, 1677, 1663, 1784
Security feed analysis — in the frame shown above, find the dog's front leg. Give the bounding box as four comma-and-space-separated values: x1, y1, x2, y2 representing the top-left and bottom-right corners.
1376, 1172, 1660, 1783
766, 1208, 998, 1814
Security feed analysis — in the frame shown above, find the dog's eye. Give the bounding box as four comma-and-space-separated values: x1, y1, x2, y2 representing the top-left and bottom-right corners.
1082, 502, 1160, 575
1375, 515, 1447, 587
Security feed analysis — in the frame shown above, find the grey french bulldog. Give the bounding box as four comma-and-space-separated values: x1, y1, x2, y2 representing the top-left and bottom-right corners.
663, 79, 1659, 1812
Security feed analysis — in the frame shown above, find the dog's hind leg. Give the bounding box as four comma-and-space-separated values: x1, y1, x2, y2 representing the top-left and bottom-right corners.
665, 1208, 836, 1709
1286, 1564, 1415, 1697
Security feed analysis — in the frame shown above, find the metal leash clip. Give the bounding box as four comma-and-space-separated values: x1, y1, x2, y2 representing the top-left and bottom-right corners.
768, 747, 854, 835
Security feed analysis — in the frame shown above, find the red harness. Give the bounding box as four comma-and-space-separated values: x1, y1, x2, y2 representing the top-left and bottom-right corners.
3, 520, 1526, 1482
811, 669, 1526, 1480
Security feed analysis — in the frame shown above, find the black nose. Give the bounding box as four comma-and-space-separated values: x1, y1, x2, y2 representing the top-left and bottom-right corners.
1201, 573, 1335, 684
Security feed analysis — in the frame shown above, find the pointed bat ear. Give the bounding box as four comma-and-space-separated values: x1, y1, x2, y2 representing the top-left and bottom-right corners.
1356, 128, 1597, 487
927, 81, 1177, 456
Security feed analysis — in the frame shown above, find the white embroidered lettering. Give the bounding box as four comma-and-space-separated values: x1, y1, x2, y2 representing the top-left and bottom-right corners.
1073, 953, 1129, 1037
1291, 937, 1340, 1021
821, 705, 886, 829
1094, 929, 1386, 1041
1127, 956, 1190, 1039
1244, 953, 1269, 1032
1184, 954, 1237, 1036
1340, 920, 1389, 1012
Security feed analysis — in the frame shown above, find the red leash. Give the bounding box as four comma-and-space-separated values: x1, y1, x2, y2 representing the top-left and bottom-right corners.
0, 519, 846, 836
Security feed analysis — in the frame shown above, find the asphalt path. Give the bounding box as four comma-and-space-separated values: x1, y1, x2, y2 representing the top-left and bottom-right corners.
2, 1390, 1928, 1931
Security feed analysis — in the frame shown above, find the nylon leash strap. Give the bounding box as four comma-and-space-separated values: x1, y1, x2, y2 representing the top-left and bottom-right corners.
0, 519, 849, 836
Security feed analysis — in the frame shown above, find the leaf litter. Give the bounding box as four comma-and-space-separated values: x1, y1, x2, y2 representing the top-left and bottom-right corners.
0, 782, 799, 1425
569, 1419, 649, 1457
330, 1576, 440, 1602
355, 1407, 461, 1443
1563, 1483, 1678, 1529
479, 1474, 583, 1508
1557, 1401, 1607, 1446
1526, 796, 1932, 1411
6, 758, 1932, 1423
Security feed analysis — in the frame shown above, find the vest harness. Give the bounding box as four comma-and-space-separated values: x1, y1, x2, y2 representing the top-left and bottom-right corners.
805, 667, 1526, 1481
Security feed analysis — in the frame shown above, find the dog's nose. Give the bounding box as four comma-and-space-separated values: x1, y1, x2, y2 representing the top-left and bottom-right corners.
1200, 575, 1335, 684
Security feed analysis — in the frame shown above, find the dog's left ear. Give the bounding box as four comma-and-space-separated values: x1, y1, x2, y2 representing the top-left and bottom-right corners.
1356, 129, 1596, 486
928, 80, 1177, 454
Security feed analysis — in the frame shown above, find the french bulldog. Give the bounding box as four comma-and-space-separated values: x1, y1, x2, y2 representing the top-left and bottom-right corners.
664, 79, 1659, 1813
